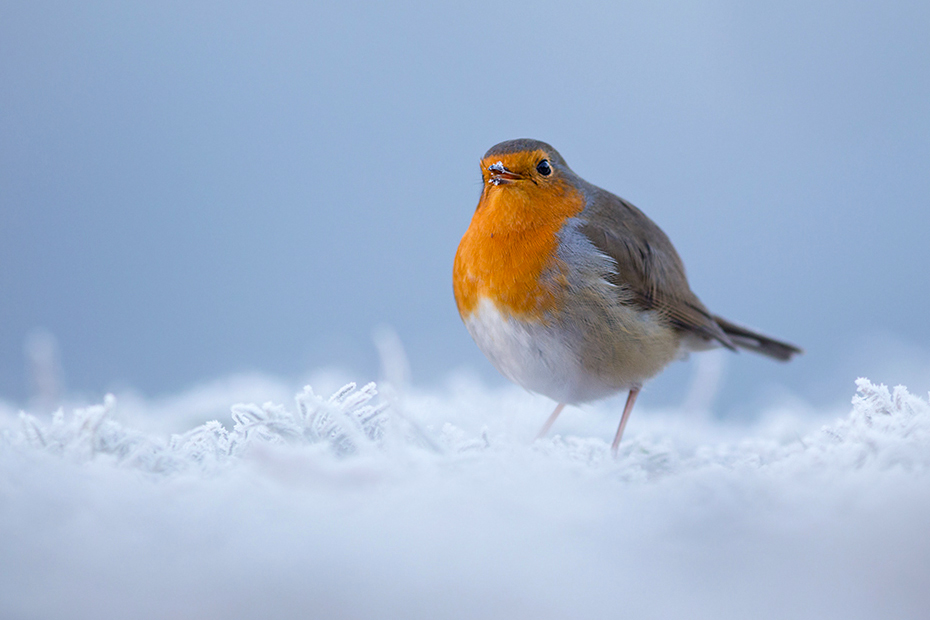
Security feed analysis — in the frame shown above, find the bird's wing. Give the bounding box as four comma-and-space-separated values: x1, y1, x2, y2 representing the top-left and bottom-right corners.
578, 188, 735, 349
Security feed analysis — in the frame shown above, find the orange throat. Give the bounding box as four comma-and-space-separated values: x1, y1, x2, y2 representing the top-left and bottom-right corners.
453, 178, 584, 322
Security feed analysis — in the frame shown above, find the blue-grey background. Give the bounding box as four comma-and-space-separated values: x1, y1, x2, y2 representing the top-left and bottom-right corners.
2, 0, 928, 412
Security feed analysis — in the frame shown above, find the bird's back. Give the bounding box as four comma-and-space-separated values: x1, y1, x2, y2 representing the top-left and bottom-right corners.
574, 181, 735, 350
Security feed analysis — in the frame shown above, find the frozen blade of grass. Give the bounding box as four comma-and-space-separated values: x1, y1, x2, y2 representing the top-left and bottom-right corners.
230, 403, 267, 426
322, 384, 376, 457
340, 382, 377, 410
328, 382, 358, 405
295, 386, 326, 442
290, 382, 388, 456
297, 387, 344, 445
19, 412, 46, 448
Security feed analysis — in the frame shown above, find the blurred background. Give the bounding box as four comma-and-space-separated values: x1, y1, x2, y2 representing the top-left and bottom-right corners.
1, 0, 928, 414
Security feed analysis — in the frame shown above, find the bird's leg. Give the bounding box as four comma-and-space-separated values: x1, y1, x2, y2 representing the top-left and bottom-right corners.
611, 387, 641, 457
535, 402, 566, 440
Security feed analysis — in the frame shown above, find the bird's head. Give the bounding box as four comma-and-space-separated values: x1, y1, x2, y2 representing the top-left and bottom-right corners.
474, 139, 582, 229
479, 139, 571, 190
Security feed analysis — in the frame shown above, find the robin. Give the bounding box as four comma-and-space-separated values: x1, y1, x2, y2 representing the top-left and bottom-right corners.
453, 139, 802, 455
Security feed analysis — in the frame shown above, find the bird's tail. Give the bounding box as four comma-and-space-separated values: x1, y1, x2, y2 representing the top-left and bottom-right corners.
712, 315, 803, 362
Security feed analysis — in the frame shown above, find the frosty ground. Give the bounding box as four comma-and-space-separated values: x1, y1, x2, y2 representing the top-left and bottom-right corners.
1, 372, 929, 620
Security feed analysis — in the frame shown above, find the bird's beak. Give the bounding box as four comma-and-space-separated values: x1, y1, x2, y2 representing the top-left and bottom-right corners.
487, 161, 522, 186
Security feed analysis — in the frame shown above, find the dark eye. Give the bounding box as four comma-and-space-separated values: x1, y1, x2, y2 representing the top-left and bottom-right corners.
536, 159, 552, 176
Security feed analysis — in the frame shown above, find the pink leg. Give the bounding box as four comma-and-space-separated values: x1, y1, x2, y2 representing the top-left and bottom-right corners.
535, 402, 566, 440
611, 387, 640, 457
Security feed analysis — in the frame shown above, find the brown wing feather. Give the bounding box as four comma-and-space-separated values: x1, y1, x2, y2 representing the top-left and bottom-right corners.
578, 187, 736, 349
712, 315, 803, 361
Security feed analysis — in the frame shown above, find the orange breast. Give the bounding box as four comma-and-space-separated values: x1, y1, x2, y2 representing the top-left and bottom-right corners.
453, 178, 585, 321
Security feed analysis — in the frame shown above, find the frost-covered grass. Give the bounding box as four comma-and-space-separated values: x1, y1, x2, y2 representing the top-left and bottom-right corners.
2, 375, 929, 619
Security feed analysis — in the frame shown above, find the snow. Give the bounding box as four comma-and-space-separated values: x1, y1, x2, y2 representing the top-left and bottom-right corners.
2, 375, 929, 619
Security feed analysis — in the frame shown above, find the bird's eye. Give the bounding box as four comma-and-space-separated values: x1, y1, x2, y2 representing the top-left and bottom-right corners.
536, 159, 552, 176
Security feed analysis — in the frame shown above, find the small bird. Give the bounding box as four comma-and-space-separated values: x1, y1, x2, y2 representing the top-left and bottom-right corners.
453, 139, 801, 454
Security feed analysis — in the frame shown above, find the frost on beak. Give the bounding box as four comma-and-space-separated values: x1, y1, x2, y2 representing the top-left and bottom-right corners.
487, 161, 518, 186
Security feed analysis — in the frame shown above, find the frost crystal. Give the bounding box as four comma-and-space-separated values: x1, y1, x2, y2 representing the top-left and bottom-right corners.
3, 378, 930, 618
5, 378, 930, 478
6, 382, 390, 473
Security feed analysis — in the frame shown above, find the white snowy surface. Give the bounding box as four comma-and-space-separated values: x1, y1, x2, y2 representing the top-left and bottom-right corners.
2, 376, 929, 620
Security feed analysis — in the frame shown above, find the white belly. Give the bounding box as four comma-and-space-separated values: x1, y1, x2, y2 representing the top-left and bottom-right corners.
464, 298, 631, 404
